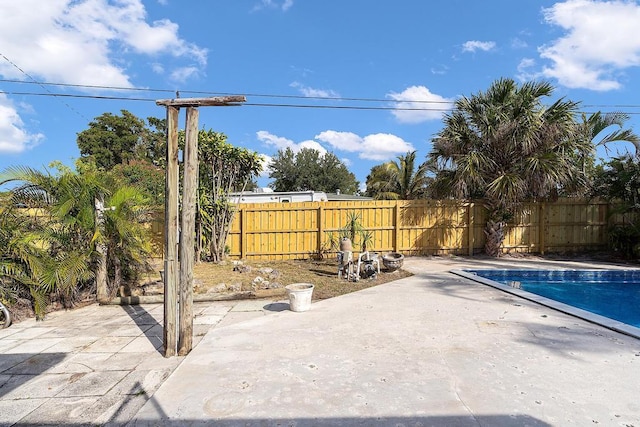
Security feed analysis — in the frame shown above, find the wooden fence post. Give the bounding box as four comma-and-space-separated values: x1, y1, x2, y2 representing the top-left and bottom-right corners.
539, 202, 546, 255
178, 107, 198, 356
394, 201, 401, 252
317, 205, 324, 257
241, 208, 247, 259
163, 105, 180, 358
468, 202, 474, 256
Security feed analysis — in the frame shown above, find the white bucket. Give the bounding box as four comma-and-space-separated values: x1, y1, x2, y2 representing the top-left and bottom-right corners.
285, 283, 314, 312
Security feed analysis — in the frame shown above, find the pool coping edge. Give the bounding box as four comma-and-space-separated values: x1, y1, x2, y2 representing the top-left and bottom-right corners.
451, 268, 640, 340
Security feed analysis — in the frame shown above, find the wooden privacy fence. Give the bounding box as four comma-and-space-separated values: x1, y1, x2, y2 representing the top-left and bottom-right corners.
150, 198, 629, 260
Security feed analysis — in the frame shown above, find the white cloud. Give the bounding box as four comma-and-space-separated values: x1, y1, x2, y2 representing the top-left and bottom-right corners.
256, 131, 327, 155
0, 0, 206, 154
539, 0, 640, 91
170, 66, 201, 82
315, 131, 414, 161
282, 0, 294, 11
290, 82, 340, 98
462, 40, 496, 53
430, 65, 449, 75
516, 58, 537, 81
252, 0, 294, 12
0, 94, 44, 154
258, 154, 273, 178
511, 38, 528, 49
315, 130, 362, 152
360, 134, 414, 161
258, 130, 413, 162
151, 63, 165, 74
387, 86, 454, 124
0, 0, 207, 88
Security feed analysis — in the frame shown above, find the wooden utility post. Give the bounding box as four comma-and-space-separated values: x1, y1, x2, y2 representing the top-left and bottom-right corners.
163, 105, 180, 357
178, 107, 199, 355
156, 96, 246, 358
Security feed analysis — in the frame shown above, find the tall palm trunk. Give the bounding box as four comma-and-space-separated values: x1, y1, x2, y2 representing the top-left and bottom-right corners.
484, 220, 506, 257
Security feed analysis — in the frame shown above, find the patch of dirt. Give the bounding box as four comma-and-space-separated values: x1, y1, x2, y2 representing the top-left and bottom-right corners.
135, 258, 413, 300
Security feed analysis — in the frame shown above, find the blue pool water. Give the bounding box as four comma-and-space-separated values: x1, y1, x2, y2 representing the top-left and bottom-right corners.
465, 269, 640, 328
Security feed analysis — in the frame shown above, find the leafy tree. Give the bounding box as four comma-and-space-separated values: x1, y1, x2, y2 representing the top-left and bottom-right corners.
364, 164, 393, 198
573, 112, 640, 194
0, 162, 153, 317
193, 130, 262, 262
591, 155, 640, 257
110, 160, 165, 207
365, 151, 429, 200
0, 206, 46, 317
427, 78, 589, 256
76, 110, 166, 170
269, 147, 359, 194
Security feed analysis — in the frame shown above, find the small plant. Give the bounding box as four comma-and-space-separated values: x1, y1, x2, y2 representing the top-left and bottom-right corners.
337, 211, 373, 252
608, 221, 640, 259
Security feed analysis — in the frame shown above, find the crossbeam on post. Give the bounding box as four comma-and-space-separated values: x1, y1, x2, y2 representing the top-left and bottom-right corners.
156, 96, 246, 108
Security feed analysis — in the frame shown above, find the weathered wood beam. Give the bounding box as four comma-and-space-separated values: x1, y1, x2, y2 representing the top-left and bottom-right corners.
156, 96, 246, 107
163, 105, 180, 358
178, 107, 199, 356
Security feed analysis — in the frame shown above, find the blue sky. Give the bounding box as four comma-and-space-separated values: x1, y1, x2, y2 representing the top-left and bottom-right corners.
2, 0, 640, 191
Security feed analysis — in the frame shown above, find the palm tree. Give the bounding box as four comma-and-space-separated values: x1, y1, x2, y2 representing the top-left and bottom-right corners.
580, 112, 640, 155
365, 151, 429, 200
428, 78, 589, 256
573, 112, 640, 195
0, 208, 48, 317
1, 165, 100, 315
0, 163, 152, 317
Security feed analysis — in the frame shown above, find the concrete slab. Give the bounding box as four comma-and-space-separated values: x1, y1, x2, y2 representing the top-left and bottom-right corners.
2, 256, 640, 426
131, 259, 640, 427
230, 299, 279, 312
1, 372, 75, 399
55, 370, 130, 397
83, 336, 136, 353
0, 397, 48, 425
215, 310, 266, 329
120, 336, 164, 353
2, 337, 63, 354
17, 395, 101, 425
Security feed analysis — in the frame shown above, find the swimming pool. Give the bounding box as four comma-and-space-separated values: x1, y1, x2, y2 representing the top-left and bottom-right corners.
452, 268, 640, 338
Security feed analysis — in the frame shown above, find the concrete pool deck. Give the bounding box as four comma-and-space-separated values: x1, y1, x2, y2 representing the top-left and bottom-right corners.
2, 256, 640, 426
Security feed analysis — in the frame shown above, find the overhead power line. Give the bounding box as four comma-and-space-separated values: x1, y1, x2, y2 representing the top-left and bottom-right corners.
0, 54, 90, 121
3, 79, 640, 115
2, 89, 636, 116
0, 77, 455, 105
0, 90, 453, 111
5, 77, 640, 110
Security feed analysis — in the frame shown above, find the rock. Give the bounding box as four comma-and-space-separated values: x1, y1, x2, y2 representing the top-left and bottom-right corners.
209, 283, 227, 293
228, 283, 242, 292
143, 282, 164, 296
234, 264, 252, 273
253, 276, 265, 284
267, 282, 283, 289
258, 267, 274, 275
268, 269, 281, 280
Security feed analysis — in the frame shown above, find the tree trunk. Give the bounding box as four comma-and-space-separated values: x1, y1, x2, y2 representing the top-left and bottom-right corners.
113, 255, 122, 295
94, 197, 108, 303
484, 220, 506, 257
